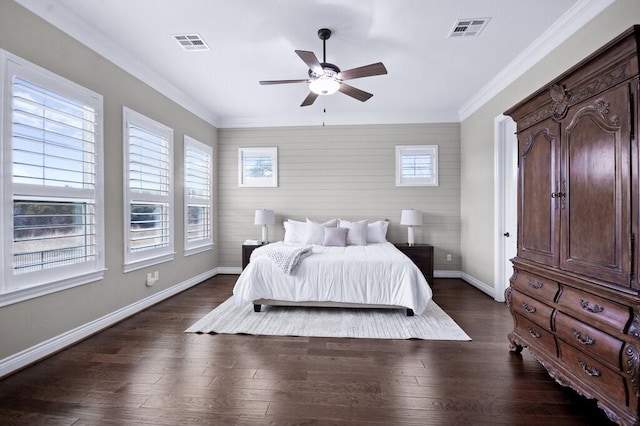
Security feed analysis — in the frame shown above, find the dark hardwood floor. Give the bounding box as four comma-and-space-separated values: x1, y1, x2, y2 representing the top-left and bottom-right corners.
0, 276, 614, 425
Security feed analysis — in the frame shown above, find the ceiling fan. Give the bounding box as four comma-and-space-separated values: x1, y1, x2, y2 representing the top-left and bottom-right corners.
259, 28, 387, 107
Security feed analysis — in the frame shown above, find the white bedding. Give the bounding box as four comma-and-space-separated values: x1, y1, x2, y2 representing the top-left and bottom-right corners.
233, 241, 433, 315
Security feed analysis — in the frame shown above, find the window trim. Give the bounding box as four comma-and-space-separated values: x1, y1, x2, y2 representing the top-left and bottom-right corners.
184, 135, 214, 255
395, 145, 439, 187
122, 106, 174, 272
238, 147, 278, 187
0, 49, 105, 307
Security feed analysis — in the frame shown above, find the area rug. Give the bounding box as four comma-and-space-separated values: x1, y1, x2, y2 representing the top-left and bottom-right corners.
185, 298, 471, 340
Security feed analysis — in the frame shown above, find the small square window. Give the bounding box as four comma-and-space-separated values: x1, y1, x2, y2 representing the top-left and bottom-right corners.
238, 147, 278, 187
396, 145, 438, 187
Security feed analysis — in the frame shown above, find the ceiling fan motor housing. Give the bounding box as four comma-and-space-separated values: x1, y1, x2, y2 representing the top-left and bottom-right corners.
308, 62, 340, 79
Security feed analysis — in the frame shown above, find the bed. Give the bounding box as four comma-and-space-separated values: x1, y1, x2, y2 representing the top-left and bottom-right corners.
233, 220, 433, 316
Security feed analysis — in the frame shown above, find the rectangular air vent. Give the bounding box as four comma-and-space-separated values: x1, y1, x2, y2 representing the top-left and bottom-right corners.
173, 33, 210, 51
448, 18, 490, 38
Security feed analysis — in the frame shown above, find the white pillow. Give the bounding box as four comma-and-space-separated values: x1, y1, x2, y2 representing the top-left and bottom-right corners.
283, 219, 307, 243
304, 218, 338, 245
338, 219, 368, 246
367, 220, 389, 243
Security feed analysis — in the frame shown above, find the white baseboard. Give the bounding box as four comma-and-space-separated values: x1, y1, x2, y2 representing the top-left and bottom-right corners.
0, 268, 218, 379
434, 269, 497, 300
217, 266, 242, 274
460, 272, 496, 299
434, 269, 462, 278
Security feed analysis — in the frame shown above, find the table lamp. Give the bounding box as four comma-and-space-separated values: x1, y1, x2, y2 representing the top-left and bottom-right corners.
254, 209, 275, 243
400, 209, 423, 246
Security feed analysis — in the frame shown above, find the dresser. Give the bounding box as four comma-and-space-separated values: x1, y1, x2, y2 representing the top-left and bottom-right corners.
394, 243, 434, 285
504, 26, 640, 426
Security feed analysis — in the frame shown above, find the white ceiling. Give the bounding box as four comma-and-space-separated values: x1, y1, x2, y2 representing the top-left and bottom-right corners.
16, 0, 610, 128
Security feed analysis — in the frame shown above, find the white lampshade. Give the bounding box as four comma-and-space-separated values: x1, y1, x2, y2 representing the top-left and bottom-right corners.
400, 209, 423, 226
254, 209, 275, 243
254, 209, 275, 225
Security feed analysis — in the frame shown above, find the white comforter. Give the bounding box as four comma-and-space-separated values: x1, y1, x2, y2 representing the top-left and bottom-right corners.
233, 242, 433, 315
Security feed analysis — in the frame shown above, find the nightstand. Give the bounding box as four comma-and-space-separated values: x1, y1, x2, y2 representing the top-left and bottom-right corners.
242, 243, 266, 269
394, 243, 434, 284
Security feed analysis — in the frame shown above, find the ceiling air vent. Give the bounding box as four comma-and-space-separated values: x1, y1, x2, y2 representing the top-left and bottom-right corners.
173, 33, 210, 51
448, 18, 490, 38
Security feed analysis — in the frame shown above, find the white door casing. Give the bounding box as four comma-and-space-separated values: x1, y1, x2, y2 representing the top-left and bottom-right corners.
493, 115, 518, 302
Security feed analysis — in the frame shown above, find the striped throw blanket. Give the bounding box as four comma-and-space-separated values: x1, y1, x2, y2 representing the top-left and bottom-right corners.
251, 242, 312, 274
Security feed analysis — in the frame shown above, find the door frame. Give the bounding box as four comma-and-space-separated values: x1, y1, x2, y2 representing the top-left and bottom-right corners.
493, 114, 517, 302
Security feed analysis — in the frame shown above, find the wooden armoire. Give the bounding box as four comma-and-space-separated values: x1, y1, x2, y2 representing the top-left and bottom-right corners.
504, 26, 640, 425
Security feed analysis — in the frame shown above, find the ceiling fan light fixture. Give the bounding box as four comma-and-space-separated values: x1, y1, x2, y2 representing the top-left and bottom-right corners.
309, 76, 340, 95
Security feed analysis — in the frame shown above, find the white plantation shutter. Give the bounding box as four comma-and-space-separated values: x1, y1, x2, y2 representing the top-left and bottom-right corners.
1, 50, 105, 305
123, 107, 174, 271
396, 145, 439, 186
184, 136, 213, 253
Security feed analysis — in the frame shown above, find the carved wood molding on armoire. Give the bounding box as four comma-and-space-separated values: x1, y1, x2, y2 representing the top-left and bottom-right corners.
505, 26, 640, 426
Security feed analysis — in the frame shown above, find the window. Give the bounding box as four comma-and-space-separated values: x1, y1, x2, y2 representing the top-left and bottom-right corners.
396, 145, 439, 186
184, 136, 213, 254
123, 107, 174, 272
0, 50, 104, 306
238, 147, 278, 187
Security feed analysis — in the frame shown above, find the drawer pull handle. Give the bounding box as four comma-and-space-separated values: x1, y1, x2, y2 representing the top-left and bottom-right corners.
580, 299, 604, 314
572, 329, 595, 345
527, 279, 543, 289
522, 303, 536, 314
528, 328, 541, 338
579, 360, 601, 377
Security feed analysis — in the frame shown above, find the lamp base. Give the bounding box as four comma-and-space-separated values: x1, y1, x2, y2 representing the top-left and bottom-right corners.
261, 225, 269, 243
407, 226, 415, 247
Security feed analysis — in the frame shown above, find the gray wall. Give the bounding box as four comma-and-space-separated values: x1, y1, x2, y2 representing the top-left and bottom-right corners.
0, 1, 218, 360
459, 0, 640, 289
218, 124, 461, 272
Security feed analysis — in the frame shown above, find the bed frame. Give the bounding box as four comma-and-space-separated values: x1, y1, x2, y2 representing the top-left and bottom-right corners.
252, 298, 415, 316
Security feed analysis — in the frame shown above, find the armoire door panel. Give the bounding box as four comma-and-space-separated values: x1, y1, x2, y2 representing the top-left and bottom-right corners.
518, 120, 560, 266
561, 84, 631, 285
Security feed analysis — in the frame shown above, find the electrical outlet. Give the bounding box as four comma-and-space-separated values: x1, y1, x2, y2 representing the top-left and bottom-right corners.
446, 254, 452, 262
146, 271, 159, 287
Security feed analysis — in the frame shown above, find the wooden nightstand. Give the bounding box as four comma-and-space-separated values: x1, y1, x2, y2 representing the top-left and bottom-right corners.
242, 243, 266, 269
394, 243, 434, 284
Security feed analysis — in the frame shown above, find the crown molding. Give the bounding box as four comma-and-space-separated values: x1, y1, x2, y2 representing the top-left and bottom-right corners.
458, 0, 616, 121
13, 0, 221, 127
218, 110, 460, 129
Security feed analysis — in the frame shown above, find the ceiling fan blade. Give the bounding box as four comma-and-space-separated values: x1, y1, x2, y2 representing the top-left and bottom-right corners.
300, 92, 319, 107
338, 83, 373, 102
295, 50, 325, 76
338, 62, 387, 81
259, 79, 309, 85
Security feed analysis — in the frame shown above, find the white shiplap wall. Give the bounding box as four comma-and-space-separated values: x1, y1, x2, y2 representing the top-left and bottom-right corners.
218, 123, 460, 272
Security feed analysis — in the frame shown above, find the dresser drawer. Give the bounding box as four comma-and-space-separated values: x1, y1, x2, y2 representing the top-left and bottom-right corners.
558, 341, 627, 406
555, 311, 624, 370
513, 313, 557, 355
511, 290, 554, 329
557, 287, 631, 333
512, 270, 559, 302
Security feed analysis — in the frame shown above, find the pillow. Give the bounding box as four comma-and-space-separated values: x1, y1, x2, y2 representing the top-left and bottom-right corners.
367, 220, 389, 243
323, 226, 348, 247
283, 219, 307, 243
304, 218, 338, 245
338, 219, 368, 246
